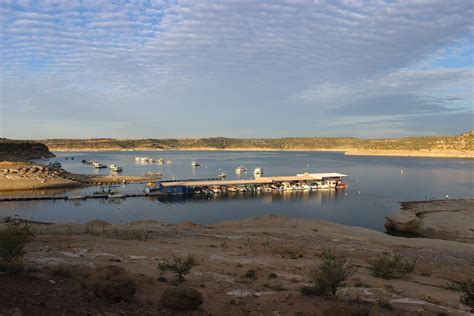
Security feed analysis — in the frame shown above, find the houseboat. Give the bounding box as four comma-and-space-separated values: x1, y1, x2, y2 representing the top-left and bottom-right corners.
235, 165, 247, 174
109, 164, 123, 172
92, 161, 107, 169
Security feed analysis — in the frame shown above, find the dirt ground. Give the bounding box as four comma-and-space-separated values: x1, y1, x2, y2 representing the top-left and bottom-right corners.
0, 214, 473, 315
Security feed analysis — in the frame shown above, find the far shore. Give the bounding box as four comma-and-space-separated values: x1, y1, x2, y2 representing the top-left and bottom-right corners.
48, 147, 474, 158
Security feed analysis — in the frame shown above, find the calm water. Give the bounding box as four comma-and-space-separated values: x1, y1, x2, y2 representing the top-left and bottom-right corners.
0, 151, 472, 231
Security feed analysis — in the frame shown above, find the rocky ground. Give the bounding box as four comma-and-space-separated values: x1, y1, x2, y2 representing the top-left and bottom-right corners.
0, 214, 473, 315
385, 199, 474, 243
0, 162, 161, 192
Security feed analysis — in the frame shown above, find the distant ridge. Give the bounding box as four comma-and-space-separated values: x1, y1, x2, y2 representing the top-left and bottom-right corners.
39, 131, 474, 158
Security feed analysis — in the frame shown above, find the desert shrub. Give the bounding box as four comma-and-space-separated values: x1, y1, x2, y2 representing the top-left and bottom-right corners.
379, 300, 394, 310
459, 279, 474, 311
0, 223, 34, 263
300, 249, 352, 296
268, 272, 278, 279
369, 253, 415, 279
50, 264, 74, 278
158, 254, 197, 283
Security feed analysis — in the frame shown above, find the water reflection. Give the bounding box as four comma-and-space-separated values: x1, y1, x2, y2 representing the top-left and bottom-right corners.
1, 150, 472, 231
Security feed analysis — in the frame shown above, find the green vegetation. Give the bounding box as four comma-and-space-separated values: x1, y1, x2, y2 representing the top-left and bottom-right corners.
0, 222, 34, 276
300, 249, 352, 296
40, 131, 473, 152
158, 254, 197, 283
0, 223, 34, 263
369, 253, 415, 279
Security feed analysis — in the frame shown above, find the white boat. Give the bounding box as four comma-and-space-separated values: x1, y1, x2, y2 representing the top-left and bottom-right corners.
92, 162, 107, 169
235, 165, 247, 174
217, 171, 227, 179
109, 164, 123, 172
166, 160, 173, 164
192, 161, 200, 167
253, 167, 263, 176
157, 158, 165, 164
211, 187, 222, 194
316, 181, 330, 190
302, 184, 312, 191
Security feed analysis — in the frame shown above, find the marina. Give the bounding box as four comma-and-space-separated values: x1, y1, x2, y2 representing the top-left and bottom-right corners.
0, 173, 347, 202
2, 150, 471, 231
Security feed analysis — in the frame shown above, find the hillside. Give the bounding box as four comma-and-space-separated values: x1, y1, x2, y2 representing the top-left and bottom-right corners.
40, 131, 474, 157
0, 139, 55, 161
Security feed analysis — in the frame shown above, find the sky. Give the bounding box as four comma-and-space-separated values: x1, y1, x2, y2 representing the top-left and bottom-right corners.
0, 0, 473, 139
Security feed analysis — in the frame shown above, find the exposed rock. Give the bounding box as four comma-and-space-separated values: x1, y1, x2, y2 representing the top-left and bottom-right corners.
385, 199, 474, 243
159, 287, 203, 311
0, 216, 11, 223
94, 278, 136, 303
0, 139, 55, 162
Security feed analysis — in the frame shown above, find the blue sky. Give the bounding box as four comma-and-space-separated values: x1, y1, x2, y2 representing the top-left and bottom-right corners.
0, 0, 473, 139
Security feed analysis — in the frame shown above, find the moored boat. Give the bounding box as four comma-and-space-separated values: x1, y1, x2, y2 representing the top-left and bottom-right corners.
235, 165, 247, 174
92, 161, 107, 169
109, 164, 123, 172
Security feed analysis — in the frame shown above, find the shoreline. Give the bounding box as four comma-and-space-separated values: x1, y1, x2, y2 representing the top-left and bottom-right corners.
2, 207, 473, 314
0, 162, 162, 192
48, 147, 474, 158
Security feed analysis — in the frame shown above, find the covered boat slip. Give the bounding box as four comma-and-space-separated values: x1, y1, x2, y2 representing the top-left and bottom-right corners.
159, 173, 348, 188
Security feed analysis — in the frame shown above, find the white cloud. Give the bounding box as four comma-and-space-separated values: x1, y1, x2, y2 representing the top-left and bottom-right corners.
0, 0, 472, 138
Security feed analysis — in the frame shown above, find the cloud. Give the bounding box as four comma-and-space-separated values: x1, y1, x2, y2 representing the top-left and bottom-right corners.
0, 0, 473, 138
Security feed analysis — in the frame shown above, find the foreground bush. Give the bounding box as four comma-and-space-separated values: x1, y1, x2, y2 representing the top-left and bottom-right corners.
300, 249, 352, 296
459, 280, 474, 311
0, 223, 34, 263
159, 287, 203, 311
158, 254, 197, 283
369, 253, 415, 279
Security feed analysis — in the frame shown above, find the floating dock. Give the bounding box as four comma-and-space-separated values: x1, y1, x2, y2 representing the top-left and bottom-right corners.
160, 173, 347, 188
0, 173, 347, 202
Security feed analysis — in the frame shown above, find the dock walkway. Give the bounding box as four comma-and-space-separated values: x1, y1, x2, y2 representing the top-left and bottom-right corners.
159, 173, 347, 187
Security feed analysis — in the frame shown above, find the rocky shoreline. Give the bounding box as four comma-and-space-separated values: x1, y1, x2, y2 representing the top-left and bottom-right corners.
0, 162, 162, 192
1, 215, 473, 314
385, 199, 474, 243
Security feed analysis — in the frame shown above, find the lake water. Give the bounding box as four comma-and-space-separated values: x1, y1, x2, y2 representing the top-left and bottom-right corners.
0, 151, 473, 231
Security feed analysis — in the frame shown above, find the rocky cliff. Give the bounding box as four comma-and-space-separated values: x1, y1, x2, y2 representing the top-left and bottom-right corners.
0, 139, 55, 161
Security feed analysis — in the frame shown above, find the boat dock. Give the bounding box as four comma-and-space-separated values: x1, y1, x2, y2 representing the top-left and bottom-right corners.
160, 173, 346, 188
0, 173, 347, 202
